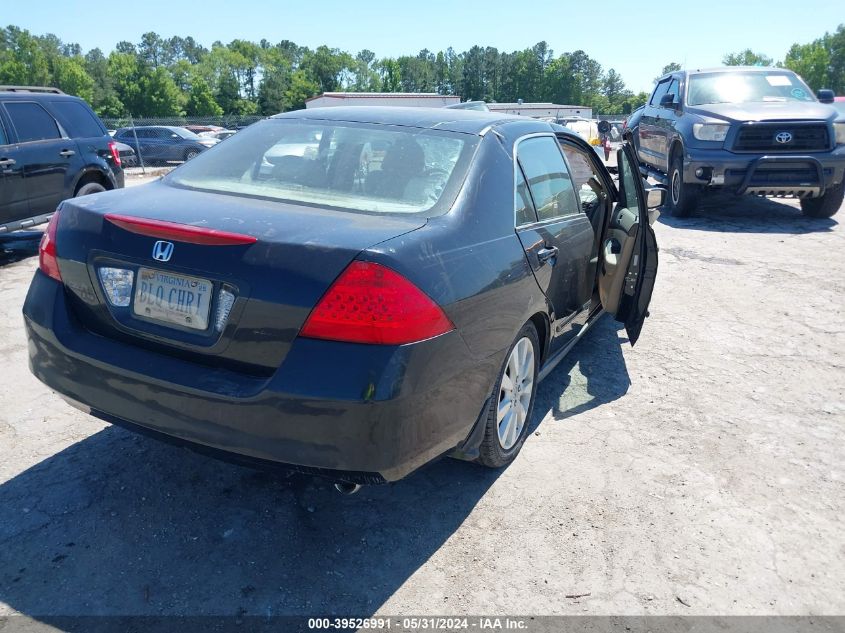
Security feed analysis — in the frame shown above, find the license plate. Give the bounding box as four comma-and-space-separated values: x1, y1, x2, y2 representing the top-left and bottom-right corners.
133, 268, 213, 330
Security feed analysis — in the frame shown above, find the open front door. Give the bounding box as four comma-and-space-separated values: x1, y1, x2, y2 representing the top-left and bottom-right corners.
597, 143, 658, 345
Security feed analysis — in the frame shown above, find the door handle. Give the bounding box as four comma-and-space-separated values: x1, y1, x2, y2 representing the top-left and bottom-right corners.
59, 149, 76, 157
0, 157, 15, 166
537, 246, 558, 264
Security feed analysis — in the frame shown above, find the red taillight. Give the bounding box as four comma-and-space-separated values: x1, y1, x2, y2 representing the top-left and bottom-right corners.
104, 214, 257, 246
300, 261, 454, 345
108, 140, 121, 167
39, 212, 62, 282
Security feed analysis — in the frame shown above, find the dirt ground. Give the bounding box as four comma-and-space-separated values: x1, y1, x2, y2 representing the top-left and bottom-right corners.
0, 191, 843, 620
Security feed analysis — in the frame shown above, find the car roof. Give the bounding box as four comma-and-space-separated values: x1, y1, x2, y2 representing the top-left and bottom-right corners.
655, 66, 796, 83
688, 66, 790, 75
0, 89, 87, 102
272, 106, 552, 135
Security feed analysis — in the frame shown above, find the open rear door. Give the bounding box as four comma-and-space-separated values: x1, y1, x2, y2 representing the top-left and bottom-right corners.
597, 143, 658, 345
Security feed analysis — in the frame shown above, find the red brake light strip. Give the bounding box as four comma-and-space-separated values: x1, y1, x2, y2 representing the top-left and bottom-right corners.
105, 214, 257, 246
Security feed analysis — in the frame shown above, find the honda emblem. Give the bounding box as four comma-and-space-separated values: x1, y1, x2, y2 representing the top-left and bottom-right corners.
152, 240, 174, 262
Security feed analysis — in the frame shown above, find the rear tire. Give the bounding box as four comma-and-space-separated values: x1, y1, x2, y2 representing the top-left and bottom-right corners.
667, 154, 699, 217
477, 322, 540, 469
800, 182, 843, 218
75, 182, 106, 197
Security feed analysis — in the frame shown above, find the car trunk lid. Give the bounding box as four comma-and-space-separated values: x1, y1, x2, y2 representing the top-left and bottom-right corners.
56, 181, 426, 373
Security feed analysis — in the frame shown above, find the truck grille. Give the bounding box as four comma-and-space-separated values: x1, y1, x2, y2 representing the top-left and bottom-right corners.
733, 123, 829, 152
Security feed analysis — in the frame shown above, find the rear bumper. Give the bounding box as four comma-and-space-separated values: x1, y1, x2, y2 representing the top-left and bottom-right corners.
23, 271, 500, 483
683, 146, 845, 197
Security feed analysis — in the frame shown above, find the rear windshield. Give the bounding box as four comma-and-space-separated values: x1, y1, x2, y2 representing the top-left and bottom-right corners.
173, 127, 200, 139
687, 71, 816, 106
49, 100, 105, 138
167, 119, 478, 216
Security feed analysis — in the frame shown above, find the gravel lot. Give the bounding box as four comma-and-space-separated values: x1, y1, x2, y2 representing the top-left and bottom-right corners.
0, 192, 843, 620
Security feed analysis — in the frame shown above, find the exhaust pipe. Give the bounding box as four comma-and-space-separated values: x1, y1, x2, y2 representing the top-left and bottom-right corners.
334, 482, 362, 495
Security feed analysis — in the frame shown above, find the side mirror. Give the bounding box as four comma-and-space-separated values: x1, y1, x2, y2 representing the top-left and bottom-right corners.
597, 120, 611, 134
659, 93, 677, 108
645, 185, 666, 210
817, 89, 835, 104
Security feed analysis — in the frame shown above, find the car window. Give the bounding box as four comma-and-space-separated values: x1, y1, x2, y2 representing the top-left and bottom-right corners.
561, 144, 607, 215
516, 136, 579, 221
4, 102, 62, 143
618, 148, 640, 211
649, 79, 671, 106
515, 166, 537, 225
0, 119, 7, 146
168, 119, 478, 216
666, 79, 681, 104
49, 100, 104, 138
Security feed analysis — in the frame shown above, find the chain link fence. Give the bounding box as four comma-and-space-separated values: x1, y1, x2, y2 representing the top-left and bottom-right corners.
101, 115, 264, 130
102, 115, 265, 169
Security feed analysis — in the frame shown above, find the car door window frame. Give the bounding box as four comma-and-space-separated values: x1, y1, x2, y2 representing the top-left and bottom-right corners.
649, 79, 672, 106
664, 78, 681, 107
515, 163, 539, 226
512, 133, 581, 227
557, 136, 616, 203
1, 101, 67, 145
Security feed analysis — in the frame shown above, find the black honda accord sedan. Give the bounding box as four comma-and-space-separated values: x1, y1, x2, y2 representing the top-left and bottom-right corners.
23, 107, 660, 487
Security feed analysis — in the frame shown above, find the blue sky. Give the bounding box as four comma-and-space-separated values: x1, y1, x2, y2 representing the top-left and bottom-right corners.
4, 0, 840, 94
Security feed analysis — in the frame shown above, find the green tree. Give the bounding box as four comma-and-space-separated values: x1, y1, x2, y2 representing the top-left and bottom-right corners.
186, 76, 222, 116
302, 45, 345, 92
215, 72, 241, 113
84, 48, 123, 116
140, 66, 184, 116
722, 49, 774, 66
603, 68, 625, 105
784, 41, 831, 90
0, 26, 51, 86
284, 69, 320, 110
824, 24, 845, 93
107, 51, 144, 114
655, 62, 681, 82
258, 68, 288, 114
51, 55, 94, 102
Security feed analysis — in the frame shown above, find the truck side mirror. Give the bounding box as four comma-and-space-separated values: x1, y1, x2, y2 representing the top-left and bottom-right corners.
659, 93, 677, 108
817, 89, 835, 104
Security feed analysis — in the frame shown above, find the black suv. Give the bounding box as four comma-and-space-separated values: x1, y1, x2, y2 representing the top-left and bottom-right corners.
626, 67, 845, 218
0, 86, 124, 234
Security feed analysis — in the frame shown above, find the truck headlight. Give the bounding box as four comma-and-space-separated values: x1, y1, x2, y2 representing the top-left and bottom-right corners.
834, 122, 845, 145
693, 123, 730, 142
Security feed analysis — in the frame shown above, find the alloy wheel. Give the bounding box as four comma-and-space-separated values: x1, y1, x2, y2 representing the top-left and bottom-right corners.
497, 337, 535, 450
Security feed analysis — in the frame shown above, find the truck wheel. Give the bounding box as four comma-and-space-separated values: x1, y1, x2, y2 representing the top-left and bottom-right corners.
477, 322, 539, 469
667, 154, 699, 217
800, 182, 843, 219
